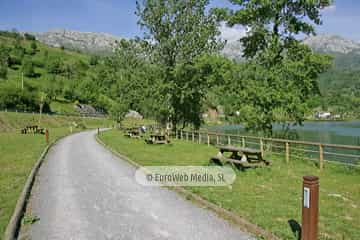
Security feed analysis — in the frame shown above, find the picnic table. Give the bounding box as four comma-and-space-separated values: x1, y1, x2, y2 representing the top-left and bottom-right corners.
21, 125, 45, 135
145, 134, 170, 144
210, 145, 270, 169
124, 128, 141, 139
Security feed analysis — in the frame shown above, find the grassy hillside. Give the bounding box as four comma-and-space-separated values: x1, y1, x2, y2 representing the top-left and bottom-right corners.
0, 31, 99, 116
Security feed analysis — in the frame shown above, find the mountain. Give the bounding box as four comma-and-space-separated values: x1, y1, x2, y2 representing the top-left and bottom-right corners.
303, 34, 360, 55
33, 29, 121, 54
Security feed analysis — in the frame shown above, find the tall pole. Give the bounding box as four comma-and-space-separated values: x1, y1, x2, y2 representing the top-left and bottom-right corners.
21, 72, 24, 90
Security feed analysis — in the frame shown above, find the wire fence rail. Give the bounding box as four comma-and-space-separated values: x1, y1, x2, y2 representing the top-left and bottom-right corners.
173, 129, 360, 169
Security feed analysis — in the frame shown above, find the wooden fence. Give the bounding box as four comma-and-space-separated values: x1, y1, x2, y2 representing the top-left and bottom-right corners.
173, 130, 360, 170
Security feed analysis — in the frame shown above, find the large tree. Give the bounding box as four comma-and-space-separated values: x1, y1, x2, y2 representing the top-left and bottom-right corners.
220, 0, 333, 135
136, 0, 222, 129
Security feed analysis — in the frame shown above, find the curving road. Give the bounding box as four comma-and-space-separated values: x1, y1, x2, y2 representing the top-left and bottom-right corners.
23, 130, 253, 240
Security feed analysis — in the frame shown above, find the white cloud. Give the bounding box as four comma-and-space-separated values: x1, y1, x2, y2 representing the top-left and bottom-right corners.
219, 22, 247, 43
322, 5, 336, 13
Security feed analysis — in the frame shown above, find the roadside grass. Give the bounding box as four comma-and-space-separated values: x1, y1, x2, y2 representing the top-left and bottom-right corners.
99, 129, 360, 240
0, 113, 114, 237
0, 112, 113, 132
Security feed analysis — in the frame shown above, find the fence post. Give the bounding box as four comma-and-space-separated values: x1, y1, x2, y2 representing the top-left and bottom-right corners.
319, 145, 324, 170
186, 132, 189, 141
216, 134, 219, 145
192, 131, 195, 142
286, 142, 290, 163
181, 130, 183, 140
228, 136, 231, 145
207, 133, 210, 146
260, 138, 264, 158
199, 132, 201, 144
242, 137, 245, 147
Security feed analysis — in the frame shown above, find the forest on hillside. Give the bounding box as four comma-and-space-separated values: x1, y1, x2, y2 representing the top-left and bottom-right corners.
2, 0, 357, 136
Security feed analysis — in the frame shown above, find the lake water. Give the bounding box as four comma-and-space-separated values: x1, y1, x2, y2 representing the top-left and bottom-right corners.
208, 121, 360, 164
208, 121, 360, 146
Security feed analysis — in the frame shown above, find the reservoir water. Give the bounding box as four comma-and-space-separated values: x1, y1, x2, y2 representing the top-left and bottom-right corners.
209, 121, 360, 146
208, 121, 360, 164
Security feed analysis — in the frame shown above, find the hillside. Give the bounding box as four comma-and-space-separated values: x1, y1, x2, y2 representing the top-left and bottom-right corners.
0, 31, 108, 116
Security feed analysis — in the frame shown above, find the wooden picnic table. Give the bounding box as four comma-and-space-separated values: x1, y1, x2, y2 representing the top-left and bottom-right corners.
124, 128, 141, 138
145, 134, 170, 144
21, 125, 45, 134
210, 145, 270, 169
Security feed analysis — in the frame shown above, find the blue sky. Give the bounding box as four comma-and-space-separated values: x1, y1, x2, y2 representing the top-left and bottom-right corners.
0, 0, 359, 42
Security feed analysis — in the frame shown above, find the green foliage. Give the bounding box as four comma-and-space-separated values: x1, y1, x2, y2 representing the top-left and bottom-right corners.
89, 55, 99, 65
46, 57, 64, 74
136, 0, 222, 128
217, 0, 333, 134
0, 44, 10, 79
22, 56, 36, 77
24, 33, 36, 41
0, 84, 50, 112
225, 0, 332, 61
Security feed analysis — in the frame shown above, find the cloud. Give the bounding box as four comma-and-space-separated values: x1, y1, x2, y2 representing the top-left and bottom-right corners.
219, 22, 247, 43
322, 5, 336, 13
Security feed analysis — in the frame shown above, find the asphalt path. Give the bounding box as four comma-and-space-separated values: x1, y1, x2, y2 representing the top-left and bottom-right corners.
24, 130, 253, 240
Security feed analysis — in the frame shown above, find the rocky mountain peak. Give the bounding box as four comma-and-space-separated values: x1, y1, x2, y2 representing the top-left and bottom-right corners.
303, 34, 360, 54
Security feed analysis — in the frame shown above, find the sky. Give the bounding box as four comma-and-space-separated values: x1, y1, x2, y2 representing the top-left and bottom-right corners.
0, 0, 360, 42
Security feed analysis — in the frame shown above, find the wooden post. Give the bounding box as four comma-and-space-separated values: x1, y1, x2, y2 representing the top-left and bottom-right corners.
181, 130, 183, 140
207, 134, 210, 146
260, 138, 264, 158
216, 134, 219, 145
97, 128, 100, 135
186, 132, 189, 141
192, 132, 194, 142
319, 145, 324, 170
228, 136, 231, 145
198, 132, 201, 144
242, 137, 245, 147
286, 142, 290, 163
301, 176, 319, 240
45, 129, 49, 144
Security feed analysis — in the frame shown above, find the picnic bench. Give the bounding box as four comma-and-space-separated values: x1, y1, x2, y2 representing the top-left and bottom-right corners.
21, 125, 45, 135
210, 145, 270, 169
145, 134, 170, 144
124, 128, 141, 139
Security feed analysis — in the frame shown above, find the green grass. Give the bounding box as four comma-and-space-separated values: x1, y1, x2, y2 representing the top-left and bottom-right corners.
0, 112, 114, 237
0, 111, 113, 132
99, 129, 360, 240
49, 99, 78, 115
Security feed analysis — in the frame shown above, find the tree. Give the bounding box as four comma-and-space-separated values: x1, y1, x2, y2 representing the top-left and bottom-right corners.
24, 33, 36, 41
22, 57, 36, 77
0, 44, 10, 79
46, 57, 64, 74
136, 0, 221, 129
225, 0, 333, 62
89, 55, 99, 66
219, 0, 333, 135
29, 41, 37, 55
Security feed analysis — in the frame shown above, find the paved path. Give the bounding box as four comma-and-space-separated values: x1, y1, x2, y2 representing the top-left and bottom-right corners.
24, 130, 253, 240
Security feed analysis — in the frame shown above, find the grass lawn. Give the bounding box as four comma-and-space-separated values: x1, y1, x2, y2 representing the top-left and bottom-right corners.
99, 129, 360, 240
0, 113, 114, 237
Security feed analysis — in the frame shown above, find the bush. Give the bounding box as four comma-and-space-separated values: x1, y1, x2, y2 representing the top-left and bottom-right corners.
24, 33, 36, 41
0, 86, 50, 112
22, 57, 36, 77
0, 63, 7, 79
